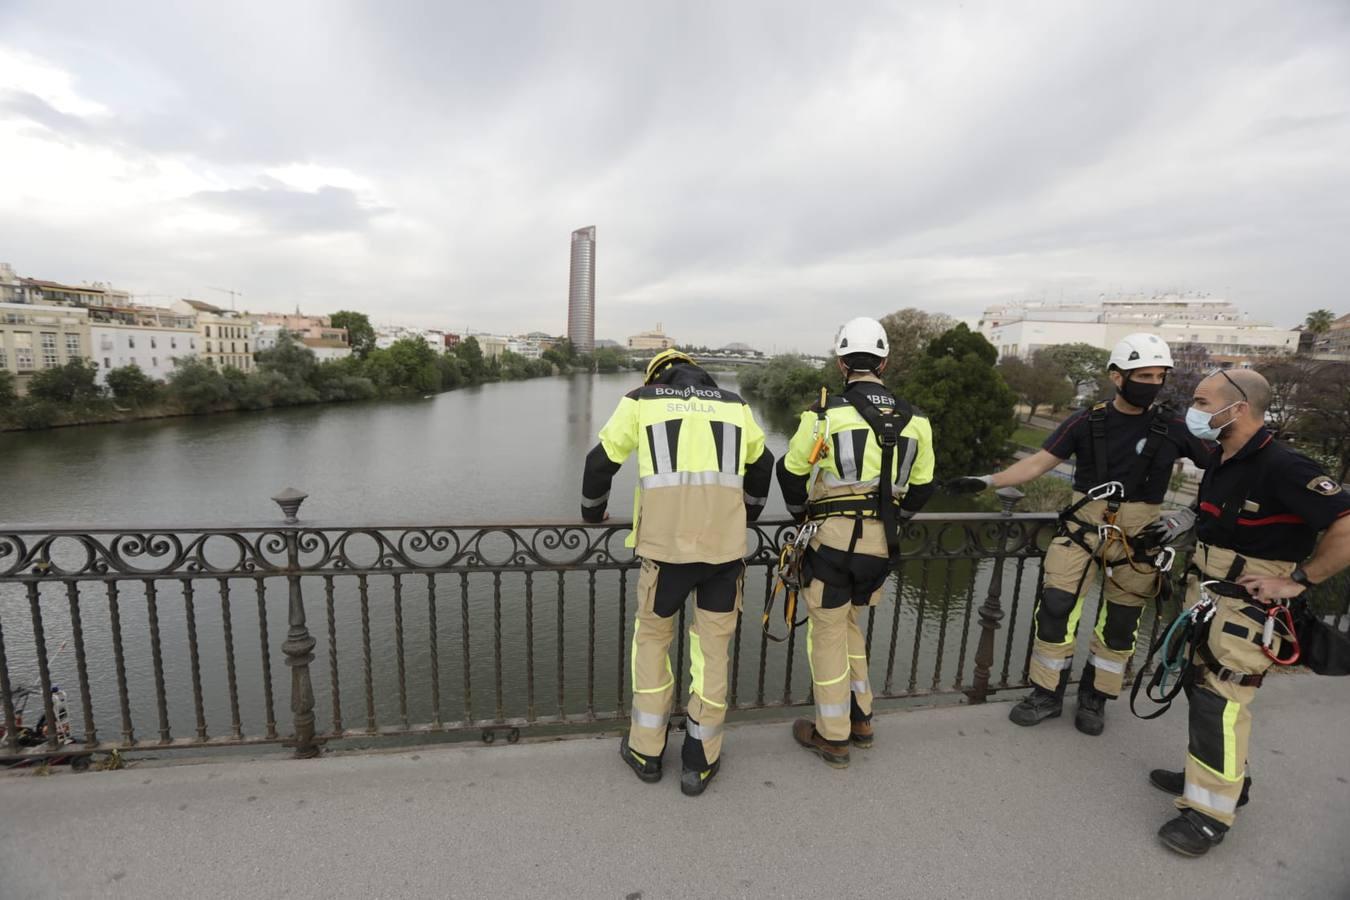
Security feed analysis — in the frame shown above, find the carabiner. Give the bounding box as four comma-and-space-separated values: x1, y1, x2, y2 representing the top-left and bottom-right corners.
1261, 603, 1300, 665
1156, 546, 1176, 574
1088, 481, 1125, 502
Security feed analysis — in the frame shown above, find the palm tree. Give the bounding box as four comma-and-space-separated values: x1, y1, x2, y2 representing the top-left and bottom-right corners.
1305, 309, 1335, 335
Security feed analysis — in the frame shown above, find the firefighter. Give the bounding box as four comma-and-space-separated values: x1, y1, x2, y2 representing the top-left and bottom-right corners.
775, 317, 936, 766
581, 349, 774, 796
948, 333, 1210, 734
1148, 368, 1350, 856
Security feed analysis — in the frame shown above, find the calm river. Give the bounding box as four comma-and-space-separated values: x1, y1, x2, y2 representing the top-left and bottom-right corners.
0, 373, 1046, 747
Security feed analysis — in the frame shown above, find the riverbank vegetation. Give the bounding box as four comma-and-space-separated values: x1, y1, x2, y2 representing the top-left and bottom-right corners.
740, 312, 1018, 478
0, 333, 621, 431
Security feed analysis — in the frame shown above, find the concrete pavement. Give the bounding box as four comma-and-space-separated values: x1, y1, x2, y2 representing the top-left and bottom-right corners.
2, 675, 1348, 899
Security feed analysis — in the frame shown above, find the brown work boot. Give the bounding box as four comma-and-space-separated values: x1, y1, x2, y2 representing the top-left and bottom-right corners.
850, 719, 874, 749
792, 718, 850, 768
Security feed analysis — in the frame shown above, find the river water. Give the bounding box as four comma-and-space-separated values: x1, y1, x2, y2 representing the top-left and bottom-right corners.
0, 373, 1058, 748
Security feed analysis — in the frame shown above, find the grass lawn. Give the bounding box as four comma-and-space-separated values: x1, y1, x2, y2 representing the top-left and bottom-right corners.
1011, 423, 1051, 449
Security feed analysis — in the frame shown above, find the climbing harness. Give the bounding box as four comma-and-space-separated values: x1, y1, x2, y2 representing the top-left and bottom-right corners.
1130, 579, 1302, 720
763, 521, 818, 642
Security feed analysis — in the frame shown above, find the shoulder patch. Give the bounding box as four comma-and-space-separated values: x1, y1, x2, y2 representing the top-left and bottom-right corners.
1308, 476, 1344, 496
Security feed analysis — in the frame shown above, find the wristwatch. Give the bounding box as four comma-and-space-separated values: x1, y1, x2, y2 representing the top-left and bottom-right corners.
1290, 566, 1313, 588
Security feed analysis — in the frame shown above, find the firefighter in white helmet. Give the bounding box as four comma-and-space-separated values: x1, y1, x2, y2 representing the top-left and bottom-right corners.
776, 317, 936, 765
948, 333, 1210, 735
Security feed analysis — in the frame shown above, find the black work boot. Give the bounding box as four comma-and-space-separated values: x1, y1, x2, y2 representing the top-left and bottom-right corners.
619, 736, 663, 784
1075, 687, 1107, 736
1149, 769, 1251, 807
1008, 686, 1063, 726
679, 759, 720, 797
1158, 809, 1227, 857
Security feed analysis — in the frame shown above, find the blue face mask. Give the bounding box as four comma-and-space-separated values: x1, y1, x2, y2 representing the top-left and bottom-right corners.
1185, 402, 1238, 440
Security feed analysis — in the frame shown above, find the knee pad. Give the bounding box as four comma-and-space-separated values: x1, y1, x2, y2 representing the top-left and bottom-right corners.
1101, 602, 1144, 652
1036, 588, 1078, 643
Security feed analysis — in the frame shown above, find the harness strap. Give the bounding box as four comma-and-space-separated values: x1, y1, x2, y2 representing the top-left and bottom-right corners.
1088, 402, 1110, 493
841, 385, 913, 562
1125, 406, 1173, 500
806, 495, 903, 520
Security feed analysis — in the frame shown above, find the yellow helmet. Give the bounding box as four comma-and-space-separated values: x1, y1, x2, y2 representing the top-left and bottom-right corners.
644, 348, 695, 383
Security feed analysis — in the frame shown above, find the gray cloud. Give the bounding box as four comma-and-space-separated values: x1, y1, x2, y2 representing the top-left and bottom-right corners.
0, 0, 1347, 349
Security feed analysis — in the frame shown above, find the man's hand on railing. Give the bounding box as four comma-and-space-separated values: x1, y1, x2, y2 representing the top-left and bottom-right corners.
945, 475, 992, 495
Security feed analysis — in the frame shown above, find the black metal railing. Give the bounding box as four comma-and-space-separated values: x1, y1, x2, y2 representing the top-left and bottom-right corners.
2, 487, 1346, 763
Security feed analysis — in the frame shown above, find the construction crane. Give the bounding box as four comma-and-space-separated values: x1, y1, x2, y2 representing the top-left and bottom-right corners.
206, 286, 243, 310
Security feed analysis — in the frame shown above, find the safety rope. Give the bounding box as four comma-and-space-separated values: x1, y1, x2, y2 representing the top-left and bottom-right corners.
763, 521, 818, 643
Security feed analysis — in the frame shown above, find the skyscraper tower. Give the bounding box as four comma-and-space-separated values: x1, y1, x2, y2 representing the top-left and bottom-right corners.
567, 225, 596, 353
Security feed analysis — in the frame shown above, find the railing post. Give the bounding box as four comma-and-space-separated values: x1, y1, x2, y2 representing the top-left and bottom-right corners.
273, 488, 321, 759
968, 487, 1024, 704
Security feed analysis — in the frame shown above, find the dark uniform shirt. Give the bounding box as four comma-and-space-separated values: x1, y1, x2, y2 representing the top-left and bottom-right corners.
1042, 403, 1211, 502
1195, 427, 1350, 562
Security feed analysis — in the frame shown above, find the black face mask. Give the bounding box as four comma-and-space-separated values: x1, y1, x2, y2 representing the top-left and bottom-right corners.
1118, 377, 1162, 409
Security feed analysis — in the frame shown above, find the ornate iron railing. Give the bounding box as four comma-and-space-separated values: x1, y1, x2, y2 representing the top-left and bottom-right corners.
2, 488, 1345, 764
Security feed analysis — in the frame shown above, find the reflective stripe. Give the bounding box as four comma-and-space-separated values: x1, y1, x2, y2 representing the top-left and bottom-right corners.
686, 719, 722, 742
649, 422, 673, 473
806, 618, 850, 686
817, 702, 849, 719
630, 705, 669, 731
836, 430, 857, 481
640, 471, 743, 490
1088, 653, 1126, 675
820, 472, 880, 491
1183, 780, 1239, 815
851, 680, 870, 694
743, 493, 766, 507
719, 423, 738, 474
1032, 651, 1073, 671
580, 492, 610, 508
896, 438, 918, 486
631, 620, 675, 694
1222, 699, 1240, 779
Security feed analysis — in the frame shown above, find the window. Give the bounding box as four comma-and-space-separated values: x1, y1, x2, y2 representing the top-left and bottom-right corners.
152, 357, 159, 368
205, 340, 212, 352
171, 337, 177, 349
205, 325, 211, 337
66, 334, 81, 357
231, 341, 237, 353
128, 335, 136, 349
244, 342, 249, 352
150, 337, 157, 349
40, 332, 58, 368
190, 339, 196, 350
104, 357, 111, 369
0, 346, 7, 369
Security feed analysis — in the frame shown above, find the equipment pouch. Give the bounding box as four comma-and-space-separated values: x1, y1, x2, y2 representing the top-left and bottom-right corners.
1292, 602, 1350, 676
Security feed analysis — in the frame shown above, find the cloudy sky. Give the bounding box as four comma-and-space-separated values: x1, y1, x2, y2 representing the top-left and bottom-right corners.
0, 1, 1347, 351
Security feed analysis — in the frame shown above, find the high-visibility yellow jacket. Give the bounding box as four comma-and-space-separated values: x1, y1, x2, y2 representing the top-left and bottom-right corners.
777, 374, 937, 534
582, 365, 774, 564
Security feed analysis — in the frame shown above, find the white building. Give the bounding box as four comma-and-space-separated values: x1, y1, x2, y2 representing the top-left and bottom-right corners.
506, 338, 542, 359
980, 293, 1300, 364
174, 299, 257, 372
255, 324, 353, 361
88, 306, 198, 384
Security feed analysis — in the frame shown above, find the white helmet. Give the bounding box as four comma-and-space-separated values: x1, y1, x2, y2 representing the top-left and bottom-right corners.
1109, 332, 1173, 371
834, 317, 889, 358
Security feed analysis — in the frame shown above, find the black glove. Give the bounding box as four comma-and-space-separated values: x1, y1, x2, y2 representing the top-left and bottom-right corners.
945, 475, 993, 495
1136, 507, 1196, 549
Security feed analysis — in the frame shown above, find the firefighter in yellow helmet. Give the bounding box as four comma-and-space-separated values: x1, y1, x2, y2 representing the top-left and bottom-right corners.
775, 318, 936, 766
581, 348, 774, 796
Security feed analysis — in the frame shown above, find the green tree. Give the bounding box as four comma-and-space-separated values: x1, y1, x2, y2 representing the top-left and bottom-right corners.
878, 308, 955, 389
1158, 342, 1211, 409
166, 358, 232, 413
26, 359, 104, 407
0, 369, 16, 413
330, 310, 377, 358
1295, 361, 1350, 482
255, 331, 319, 385
1037, 342, 1111, 396
455, 337, 486, 383
998, 351, 1074, 422
384, 337, 441, 393
1305, 309, 1335, 336
900, 323, 1015, 477
593, 346, 629, 374
105, 364, 161, 407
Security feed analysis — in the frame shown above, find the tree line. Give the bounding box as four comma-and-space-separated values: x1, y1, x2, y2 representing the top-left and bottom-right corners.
0, 309, 620, 431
